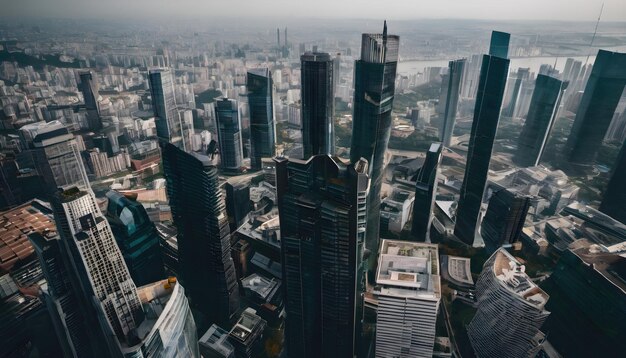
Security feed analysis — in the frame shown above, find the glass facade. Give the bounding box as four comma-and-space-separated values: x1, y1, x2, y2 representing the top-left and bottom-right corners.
301, 52, 335, 159
215, 98, 244, 172
411, 143, 443, 242
149, 69, 185, 150
599, 142, 626, 225
247, 68, 276, 170
440, 59, 465, 147
454, 54, 510, 245
480, 188, 530, 253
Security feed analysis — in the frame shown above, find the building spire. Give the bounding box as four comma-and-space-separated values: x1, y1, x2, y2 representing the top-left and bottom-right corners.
383, 20, 387, 40
382, 20, 388, 62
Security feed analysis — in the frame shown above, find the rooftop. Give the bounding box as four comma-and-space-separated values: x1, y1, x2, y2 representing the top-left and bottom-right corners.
491, 249, 549, 308
375, 240, 440, 299
568, 239, 626, 294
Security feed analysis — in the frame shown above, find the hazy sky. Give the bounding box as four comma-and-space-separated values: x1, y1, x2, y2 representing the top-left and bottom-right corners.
3, 0, 625, 22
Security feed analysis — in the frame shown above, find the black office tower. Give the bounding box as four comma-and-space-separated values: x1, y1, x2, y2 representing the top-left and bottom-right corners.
162, 143, 239, 329
275, 155, 369, 358
454, 33, 510, 246
514, 74, 568, 167
564, 50, 626, 166
480, 188, 530, 253
488, 31, 510, 59
215, 98, 244, 172
247, 68, 276, 170
440, 59, 466, 147
350, 21, 399, 270
78, 70, 101, 130
411, 143, 443, 242
301, 52, 335, 159
599, 142, 626, 225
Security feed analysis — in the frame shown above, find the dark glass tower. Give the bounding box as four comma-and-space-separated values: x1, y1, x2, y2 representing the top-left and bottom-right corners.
502, 68, 530, 118
105, 190, 165, 287
488, 31, 510, 59
440, 59, 466, 147
78, 70, 102, 130
162, 143, 239, 329
275, 155, 369, 358
514, 74, 568, 167
454, 32, 510, 246
149, 68, 185, 150
599, 142, 626, 225
247, 68, 276, 170
564, 50, 626, 165
411, 142, 443, 242
215, 98, 244, 172
301, 52, 335, 159
350, 22, 399, 269
480, 188, 530, 253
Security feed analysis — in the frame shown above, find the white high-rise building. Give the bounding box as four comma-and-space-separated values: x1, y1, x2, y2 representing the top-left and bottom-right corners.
374, 240, 441, 358
467, 248, 550, 358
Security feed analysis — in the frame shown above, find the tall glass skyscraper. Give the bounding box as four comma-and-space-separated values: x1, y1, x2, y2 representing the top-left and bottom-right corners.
564, 50, 626, 166
275, 155, 369, 358
599, 142, 626, 225
149, 68, 185, 150
350, 22, 399, 270
161, 143, 239, 330
514, 74, 567, 167
480, 188, 530, 253
78, 70, 101, 130
454, 32, 510, 246
411, 143, 443, 242
105, 190, 165, 287
502, 68, 530, 118
247, 68, 276, 170
215, 98, 244, 172
301, 52, 335, 159
440, 59, 466, 147
488, 30, 510, 59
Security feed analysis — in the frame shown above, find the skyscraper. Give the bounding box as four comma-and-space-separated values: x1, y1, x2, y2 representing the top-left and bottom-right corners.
502, 68, 529, 118
374, 240, 441, 358
275, 155, 369, 358
599, 142, 626, 225
564, 50, 626, 166
411, 142, 443, 242
350, 21, 399, 269
162, 143, 239, 329
215, 98, 244, 172
440, 59, 466, 147
78, 70, 101, 130
480, 188, 530, 253
149, 68, 185, 150
514, 74, 568, 167
105, 190, 165, 287
300, 52, 335, 159
49, 187, 145, 355
454, 32, 510, 246
18, 120, 89, 196
247, 68, 276, 170
488, 30, 510, 59
468, 248, 550, 358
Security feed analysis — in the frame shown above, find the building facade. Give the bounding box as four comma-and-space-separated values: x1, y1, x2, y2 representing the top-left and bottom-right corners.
599, 142, 626, 225
480, 188, 530, 253
215, 98, 244, 172
440, 59, 465, 147
247, 68, 276, 170
149, 68, 185, 150
411, 143, 443, 242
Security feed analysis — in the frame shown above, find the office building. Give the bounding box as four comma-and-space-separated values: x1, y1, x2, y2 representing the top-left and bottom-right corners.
380, 188, 414, 234
161, 143, 239, 329
215, 98, 244, 172
502, 68, 529, 118
199, 325, 235, 358
454, 32, 510, 245
541, 240, 626, 357
599, 142, 626, 225
374, 240, 441, 358
301, 52, 335, 159
468, 248, 550, 358
440, 59, 465, 146
514, 75, 568, 167
105, 190, 164, 287
275, 155, 369, 358
480, 188, 530, 253
488, 30, 510, 59
225, 178, 251, 230
412, 143, 443, 242
228, 308, 267, 358
149, 68, 185, 150
350, 22, 399, 269
564, 50, 626, 165
247, 68, 276, 170
18, 120, 89, 196
78, 70, 101, 130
